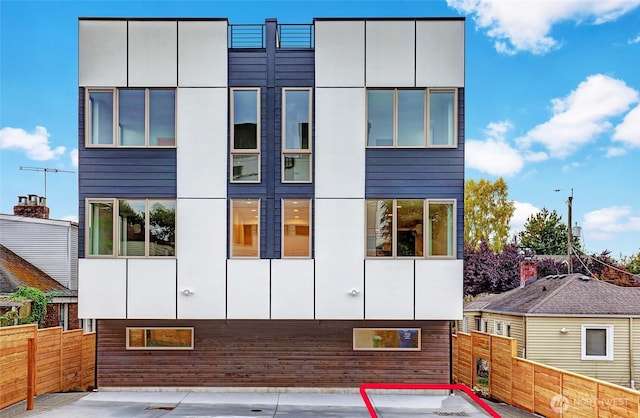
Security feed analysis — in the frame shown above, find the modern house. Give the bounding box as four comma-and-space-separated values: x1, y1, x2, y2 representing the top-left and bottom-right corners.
78, 17, 465, 387
0, 196, 80, 330
461, 273, 640, 389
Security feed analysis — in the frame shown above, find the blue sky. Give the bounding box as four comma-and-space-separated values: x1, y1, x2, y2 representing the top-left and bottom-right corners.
1, 0, 640, 258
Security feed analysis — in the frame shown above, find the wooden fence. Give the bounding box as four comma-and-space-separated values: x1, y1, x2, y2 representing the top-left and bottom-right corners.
453, 331, 640, 417
0, 324, 95, 410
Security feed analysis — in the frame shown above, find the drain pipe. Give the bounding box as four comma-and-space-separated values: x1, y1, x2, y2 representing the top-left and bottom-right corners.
630, 318, 635, 390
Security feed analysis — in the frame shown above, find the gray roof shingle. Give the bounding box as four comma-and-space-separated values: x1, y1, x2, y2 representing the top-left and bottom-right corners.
465, 274, 640, 316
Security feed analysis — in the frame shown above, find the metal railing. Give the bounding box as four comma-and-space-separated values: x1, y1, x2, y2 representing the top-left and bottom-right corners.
277, 24, 314, 48
228, 23, 314, 49
228, 24, 265, 48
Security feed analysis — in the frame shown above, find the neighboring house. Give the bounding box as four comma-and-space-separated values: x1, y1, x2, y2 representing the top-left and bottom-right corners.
78, 17, 465, 387
461, 273, 640, 389
0, 244, 77, 328
0, 196, 81, 330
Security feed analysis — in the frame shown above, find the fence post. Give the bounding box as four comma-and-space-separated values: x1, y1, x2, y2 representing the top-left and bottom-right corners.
27, 337, 36, 410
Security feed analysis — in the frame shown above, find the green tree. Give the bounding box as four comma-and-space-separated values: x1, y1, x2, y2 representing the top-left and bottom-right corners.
517, 208, 578, 255
464, 178, 515, 252
621, 249, 640, 275
11, 286, 53, 328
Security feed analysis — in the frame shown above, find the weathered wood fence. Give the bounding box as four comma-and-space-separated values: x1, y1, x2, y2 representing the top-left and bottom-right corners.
0, 324, 95, 410
453, 331, 640, 417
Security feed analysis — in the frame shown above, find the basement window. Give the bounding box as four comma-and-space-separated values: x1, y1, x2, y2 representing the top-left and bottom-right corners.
126, 327, 194, 350
353, 328, 420, 351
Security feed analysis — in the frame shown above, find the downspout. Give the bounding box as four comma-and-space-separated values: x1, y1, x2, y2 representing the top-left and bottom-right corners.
523, 315, 527, 359
630, 317, 635, 390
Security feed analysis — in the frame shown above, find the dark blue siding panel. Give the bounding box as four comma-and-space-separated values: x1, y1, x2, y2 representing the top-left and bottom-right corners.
228, 20, 315, 259
364, 88, 465, 259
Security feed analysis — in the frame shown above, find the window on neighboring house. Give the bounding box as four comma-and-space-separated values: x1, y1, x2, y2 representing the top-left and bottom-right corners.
366, 199, 455, 258
366, 88, 457, 148
282, 199, 311, 258
86, 88, 175, 147
230, 199, 260, 257
493, 320, 502, 335
86, 199, 176, 257
282, 88, 312, 182
462, 316, 469, 333
231, 88, 260, 182
480, 318, 488, 333
581, 325, 614, 361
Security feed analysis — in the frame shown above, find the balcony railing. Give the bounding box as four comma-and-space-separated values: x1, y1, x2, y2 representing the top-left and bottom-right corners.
228, 24, 314, 49
277, 24, 314, 48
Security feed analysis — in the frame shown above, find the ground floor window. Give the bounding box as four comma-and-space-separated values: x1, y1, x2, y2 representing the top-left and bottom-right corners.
581, 324, 613, 360
126, 327, 194, 350
353, 328, 420, 351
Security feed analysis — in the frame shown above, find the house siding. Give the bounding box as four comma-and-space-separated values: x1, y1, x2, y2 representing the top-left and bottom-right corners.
526, 316, 632, 388
97, 319, 450, 387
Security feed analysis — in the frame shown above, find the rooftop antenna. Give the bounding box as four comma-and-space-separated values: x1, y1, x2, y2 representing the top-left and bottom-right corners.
19, 166, 75, 200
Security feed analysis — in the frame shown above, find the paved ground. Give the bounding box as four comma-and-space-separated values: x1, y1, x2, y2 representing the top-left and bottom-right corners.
1, 390, 541, 418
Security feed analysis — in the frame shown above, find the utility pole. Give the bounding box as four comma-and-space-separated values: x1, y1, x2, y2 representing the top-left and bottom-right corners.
554, 188, 574, 274
567, 189, 573, 274
19, 166, 75, 200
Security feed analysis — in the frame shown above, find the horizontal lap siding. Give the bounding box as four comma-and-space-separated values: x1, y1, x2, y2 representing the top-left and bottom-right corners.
97, 319, 450, 387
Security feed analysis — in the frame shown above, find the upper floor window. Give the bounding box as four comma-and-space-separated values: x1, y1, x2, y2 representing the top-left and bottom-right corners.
282, 199, 311, 258
366, 199, 455, 258
231, 88, 261, 183
366, 88, 457, 148
230, 199, 260, 257
86, 88, 175, 147
86, 198, 175, 257
282, 88, 312, 182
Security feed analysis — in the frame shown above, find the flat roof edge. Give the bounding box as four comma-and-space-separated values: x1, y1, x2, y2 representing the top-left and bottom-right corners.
78, 17, 229, 22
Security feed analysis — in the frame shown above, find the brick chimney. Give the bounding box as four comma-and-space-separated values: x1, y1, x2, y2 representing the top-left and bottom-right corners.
520, 259, 537, 287
13, 194, 50, 219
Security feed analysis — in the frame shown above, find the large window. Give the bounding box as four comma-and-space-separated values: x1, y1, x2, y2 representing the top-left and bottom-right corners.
86, 88, 175, 147
367, 88, 457, 148
86, 199, 175, 257
231, 88, 260, 182
282, 199, 311, 258
282, 88, 312, 182
581, 325, 614, 361
366, 199, 455, 258
230, 199, 260, 257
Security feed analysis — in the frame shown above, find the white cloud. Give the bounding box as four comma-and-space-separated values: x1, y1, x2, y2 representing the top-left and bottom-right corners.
447, 0, 640, 54
516, 74, 638, 158
0, 126, 65, 160
583, 206, 640, 233
613, 105, 640, 147
605, 147, 627, 157
465, 120, 524, 176
629, 34, 640, 44
510, 201, 540, 232
61, 215, 79, 223
562, 162, 582, 172
70, 148, 78, 168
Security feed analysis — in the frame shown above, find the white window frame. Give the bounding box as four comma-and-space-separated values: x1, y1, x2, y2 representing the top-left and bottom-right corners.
281, 198, 312, 258
365, 88, 458, 148
581, 324, 614, 361
85, 198, 176, 258
282, 88, 312, 183
85, 88, 176, 148
480, 318, 488, 333
230, 198, 261, 258
493, 320, 502, 335
230, 87, 261, 183
462, 316, 469, 333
